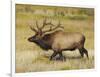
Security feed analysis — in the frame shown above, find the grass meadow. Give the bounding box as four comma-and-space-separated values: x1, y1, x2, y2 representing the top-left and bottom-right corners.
15, 4, 94, 73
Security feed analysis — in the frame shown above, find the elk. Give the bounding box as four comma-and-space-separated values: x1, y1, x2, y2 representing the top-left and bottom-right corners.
28, 18, 89, 61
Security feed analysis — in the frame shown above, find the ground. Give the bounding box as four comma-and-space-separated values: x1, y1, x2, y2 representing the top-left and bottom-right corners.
16, 49, 94, 73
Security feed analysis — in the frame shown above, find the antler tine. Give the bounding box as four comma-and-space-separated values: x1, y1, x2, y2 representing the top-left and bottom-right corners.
42, 25, 52, 33
42, 20, 64, 33
36, 20, 40, 30
48, 20, 64, 31
41, 18, 55, 29
41, 18, 47, 29
57, 20, 64, 29
29, 25, 37, 32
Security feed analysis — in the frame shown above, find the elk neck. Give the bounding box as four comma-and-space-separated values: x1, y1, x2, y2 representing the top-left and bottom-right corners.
34, 39, 51, 50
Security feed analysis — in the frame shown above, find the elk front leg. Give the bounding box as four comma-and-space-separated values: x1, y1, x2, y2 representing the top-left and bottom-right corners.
50, 52, 58, 60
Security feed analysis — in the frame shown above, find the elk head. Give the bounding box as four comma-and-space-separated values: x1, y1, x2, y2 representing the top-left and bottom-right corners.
28, 18, 64, 43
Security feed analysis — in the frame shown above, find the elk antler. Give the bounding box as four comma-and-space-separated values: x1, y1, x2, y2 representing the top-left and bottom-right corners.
29, 25, 37, 33
29, 20, 41, 33
36, 20, 41, 30
40, 18, 55, 30
29, 18, 64, 34
42, 20, 64, 33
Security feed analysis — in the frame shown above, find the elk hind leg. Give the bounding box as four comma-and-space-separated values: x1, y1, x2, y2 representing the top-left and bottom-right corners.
79, 48, 84, 58
82, 47, 89, 58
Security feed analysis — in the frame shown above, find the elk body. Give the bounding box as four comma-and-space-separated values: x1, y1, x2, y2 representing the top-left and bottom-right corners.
28, 19, 88, 61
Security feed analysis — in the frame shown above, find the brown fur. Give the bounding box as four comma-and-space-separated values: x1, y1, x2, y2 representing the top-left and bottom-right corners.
28, 30, 88, 61
28, 19, 88, 61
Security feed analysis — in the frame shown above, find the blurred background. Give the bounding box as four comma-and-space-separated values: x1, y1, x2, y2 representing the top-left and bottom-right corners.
15, 4, 94, 73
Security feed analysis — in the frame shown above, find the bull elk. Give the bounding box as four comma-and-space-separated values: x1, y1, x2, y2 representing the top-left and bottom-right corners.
28, 18, 89, 61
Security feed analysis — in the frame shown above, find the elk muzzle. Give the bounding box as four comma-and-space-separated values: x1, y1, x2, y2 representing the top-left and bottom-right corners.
28, 36, 35, 42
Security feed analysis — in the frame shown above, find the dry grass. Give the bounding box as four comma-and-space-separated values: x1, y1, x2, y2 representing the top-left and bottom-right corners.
15, 4, 94, 73
16, 50, 94, 73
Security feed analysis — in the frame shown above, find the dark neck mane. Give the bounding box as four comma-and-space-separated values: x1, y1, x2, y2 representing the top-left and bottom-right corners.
34, 40, 51, 50
34, 30, 63, 50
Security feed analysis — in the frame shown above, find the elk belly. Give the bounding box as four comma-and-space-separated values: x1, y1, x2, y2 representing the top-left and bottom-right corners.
52, 35, 83, 51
